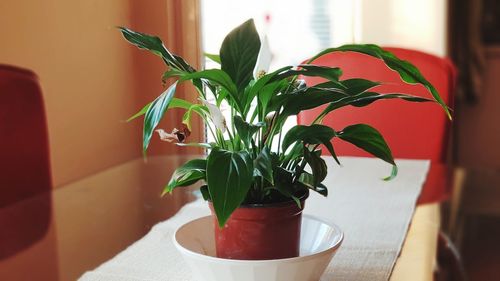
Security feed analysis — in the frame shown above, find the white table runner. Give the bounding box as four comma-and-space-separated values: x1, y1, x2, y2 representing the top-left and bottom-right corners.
80, 157, 430, 281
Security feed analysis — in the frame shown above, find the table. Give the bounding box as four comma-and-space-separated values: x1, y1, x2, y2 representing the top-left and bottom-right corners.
0, 156, 440, 281
81, 156, 438, 281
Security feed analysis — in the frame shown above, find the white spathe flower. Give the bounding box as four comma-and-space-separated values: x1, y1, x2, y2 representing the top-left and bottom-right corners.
253, 35, 272, 80
200, 99, 226, 133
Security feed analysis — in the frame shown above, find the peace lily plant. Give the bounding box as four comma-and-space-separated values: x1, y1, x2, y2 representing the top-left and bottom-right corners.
119, 19, 450, 229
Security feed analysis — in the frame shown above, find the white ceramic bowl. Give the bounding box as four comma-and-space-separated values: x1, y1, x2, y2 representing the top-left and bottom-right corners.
173, 215, 343, 281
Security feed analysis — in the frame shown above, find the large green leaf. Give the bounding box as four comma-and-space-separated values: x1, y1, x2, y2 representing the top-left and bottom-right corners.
142, 82, 177, 152
254, 147, 274, 185
118, 27, 193, 72
220, 19, 261, 93
180, 69, 241, 112
181, 69, 238, 95
282, 125, 340, 164
276, 86, 348, 117
127, 98, 193, 122
337, 124, 395, 165
272, 64, 343, 82
164, 158, 207, 194
319, 91, 433, 120
206, 148, 254, 227
303, 148, 327, 186
341, 78, 380, 95
182, 104, 208, 130
308, 44, 451, 118
204, 53, 221, 64
299, 172, 328, 196
233, 115, 264, 147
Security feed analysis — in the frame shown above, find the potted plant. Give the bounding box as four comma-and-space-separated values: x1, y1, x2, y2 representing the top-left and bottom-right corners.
119, 19, 450, 260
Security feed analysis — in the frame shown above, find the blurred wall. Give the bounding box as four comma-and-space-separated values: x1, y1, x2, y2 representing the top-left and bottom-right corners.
0, 0, 202, 188
356, 0, 447, 57
458, 47, 500, 169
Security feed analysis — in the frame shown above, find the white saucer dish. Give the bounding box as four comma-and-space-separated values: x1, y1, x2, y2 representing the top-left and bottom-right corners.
173, 214, 343, 281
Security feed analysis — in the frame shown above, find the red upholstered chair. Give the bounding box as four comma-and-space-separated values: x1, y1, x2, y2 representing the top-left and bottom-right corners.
0, 64, 53, 258
298, 48, 465, 281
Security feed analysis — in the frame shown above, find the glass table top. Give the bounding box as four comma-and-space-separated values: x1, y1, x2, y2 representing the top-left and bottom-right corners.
0, 155, 200, 281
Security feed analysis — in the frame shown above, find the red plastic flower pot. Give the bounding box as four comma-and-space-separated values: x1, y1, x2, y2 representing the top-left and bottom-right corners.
208, 193, 308, 260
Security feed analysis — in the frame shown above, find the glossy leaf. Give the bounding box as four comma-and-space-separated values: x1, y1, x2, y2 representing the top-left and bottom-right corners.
182, 104, 208, 130
383, 165, 399, 181
181, 69, 242, 112
254, 147, 274, 184
206, 148, 254, 227
273, 166, 301, 207
143, 82, 177, 152
272, 64, 343, 82
127, 102, 151, 122
127, 98, 193, 122
338, 124, 395, 165
299, 172, 328, 196
308, 44, 451, 118
282, 125, 340, 164
341, 78, 380, 95
176, 142, 212, 149
200, 185, 211, 200
233, 115, 264, 147
164, 158, 207, 194
118, 27, 193, 72
205, 53, 221, 64
220, 19, 261, 93
320, 92, 433, 119
303, 148, 328, 186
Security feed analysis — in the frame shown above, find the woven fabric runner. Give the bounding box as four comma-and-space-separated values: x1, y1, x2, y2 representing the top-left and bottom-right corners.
80, 157, 429, 281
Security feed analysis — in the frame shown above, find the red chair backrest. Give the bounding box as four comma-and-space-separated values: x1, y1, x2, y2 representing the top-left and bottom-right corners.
0, 64, 52, 207
298, 47, 456, 163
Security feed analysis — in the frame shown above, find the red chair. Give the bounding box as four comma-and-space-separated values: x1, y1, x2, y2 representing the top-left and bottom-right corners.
298, 48, 464, 280
0, 64, 53, 259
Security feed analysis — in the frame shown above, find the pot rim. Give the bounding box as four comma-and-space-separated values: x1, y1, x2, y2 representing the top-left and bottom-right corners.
208, 189, 310, 209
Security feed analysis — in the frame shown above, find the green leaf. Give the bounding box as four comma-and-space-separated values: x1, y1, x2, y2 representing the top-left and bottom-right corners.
233, 115, 264, 147
282, 124, 340, 164
143, 82, 177, 152
164, 158, 207, 195
127, 98, 193, 122
182, 104, 208, 130
338, 124, 395, 165
254, 147, 274, 185
276, 86, 348, 117
200, 185, 211, 200
273, 166, 302, 207
175, 142, 213, 149
180, 69, 242, 112
303, 148, 328, 186
383, 165, 399, 181
220, 19, 261, 93
319, 92, 433, 119
341, 78, 380, 95
205, 53, 221, 64
127, 102, 151, 122
162, 69, 188, 83
206, 148, 254, 227
299, 172, 328, 196
308, 44, 451, 119
118, 27, 193, 72
272, 64, 343, 82
181, 69, 238, 95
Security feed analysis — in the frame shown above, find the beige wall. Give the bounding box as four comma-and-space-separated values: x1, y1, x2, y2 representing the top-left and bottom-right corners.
0, 0, 202, 188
